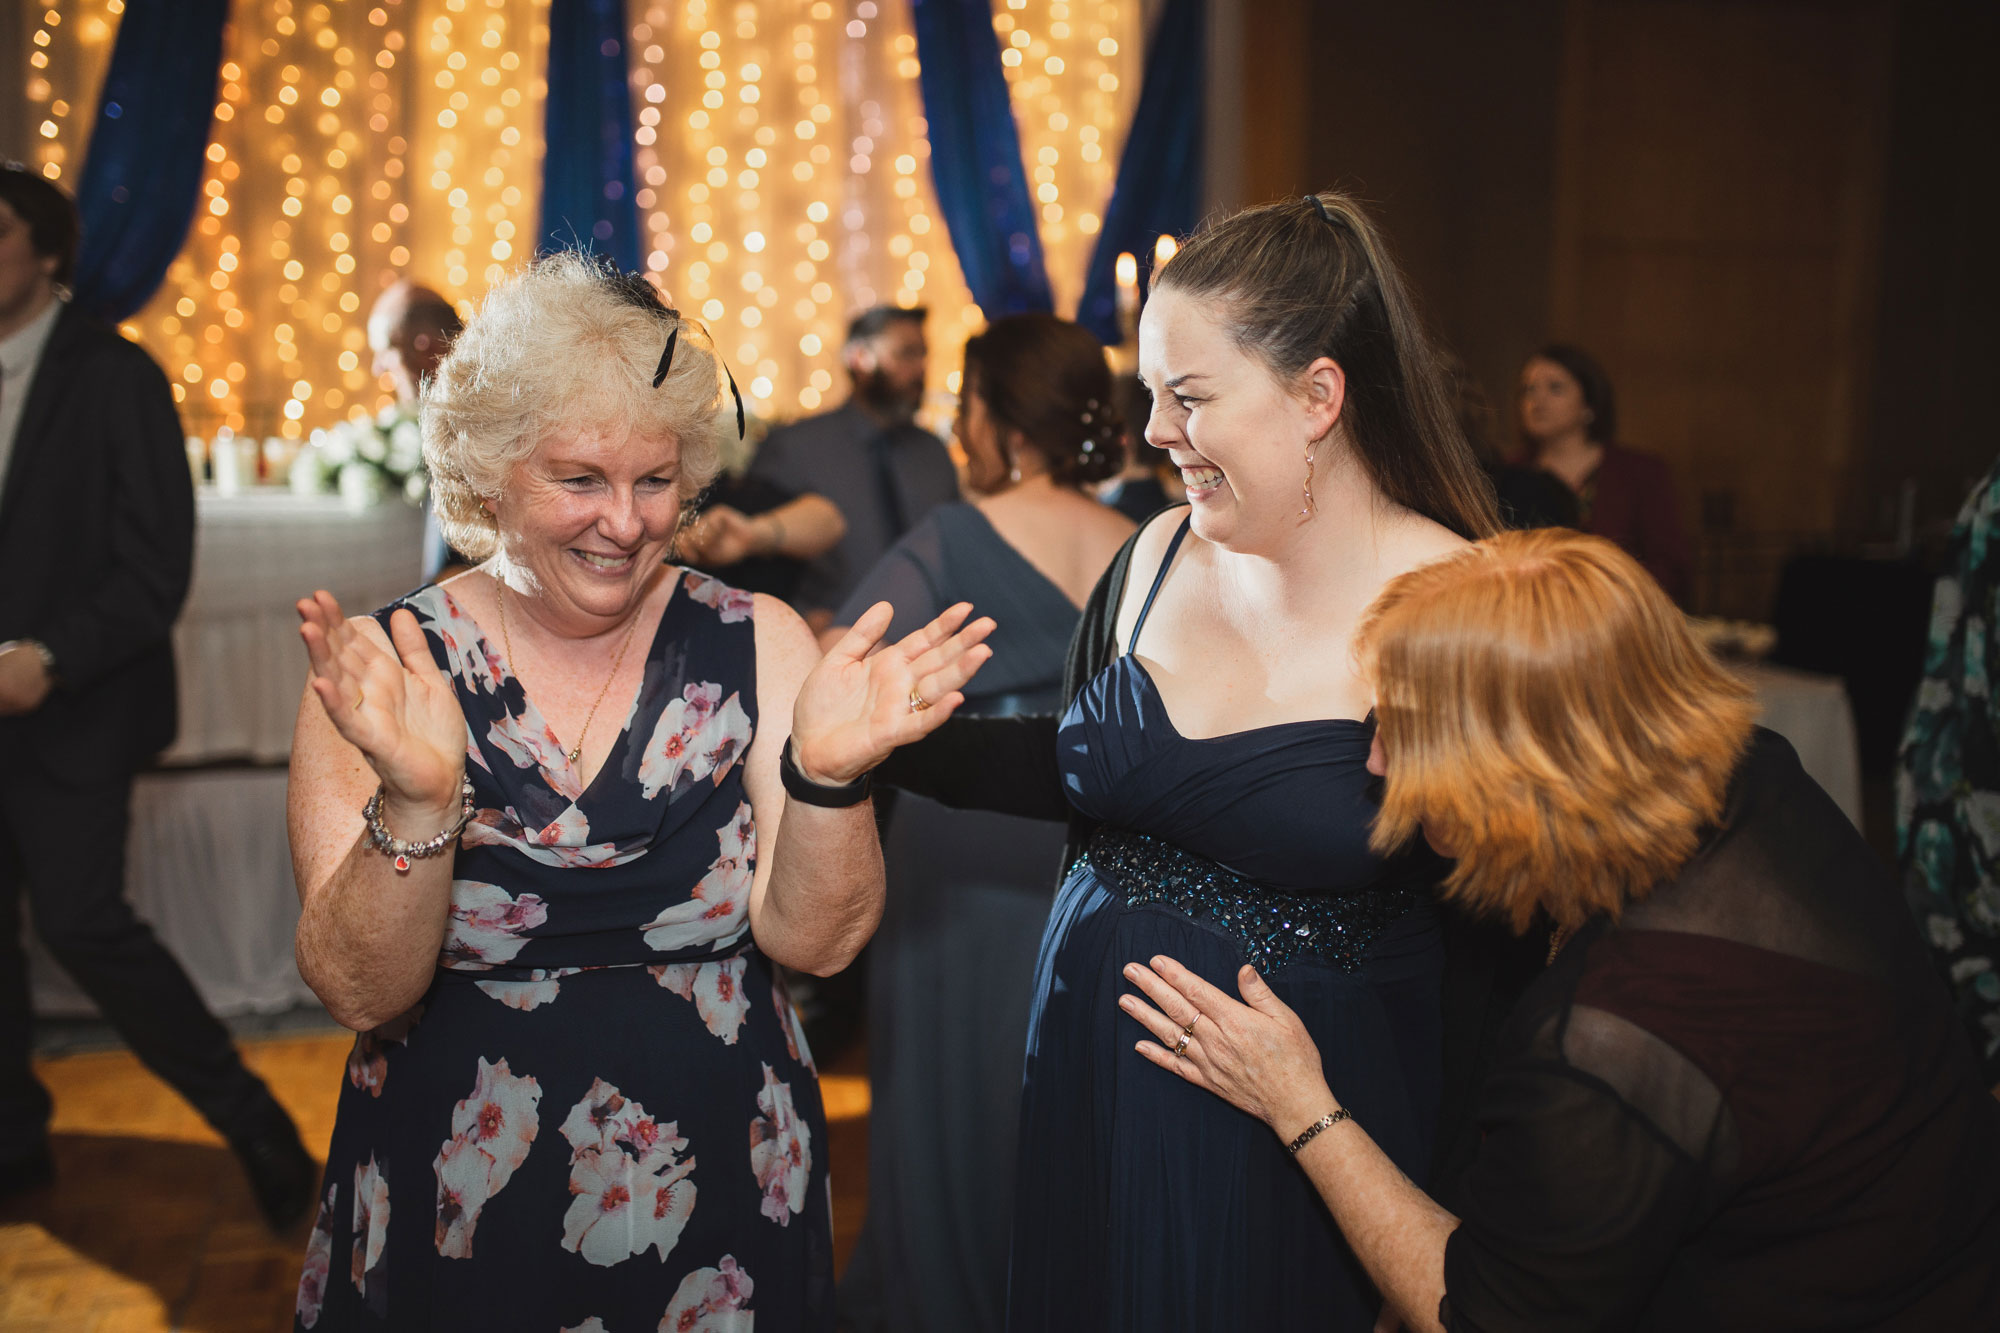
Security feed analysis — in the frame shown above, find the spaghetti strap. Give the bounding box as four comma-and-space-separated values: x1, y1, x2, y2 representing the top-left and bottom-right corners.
1127, 512, 1193, 655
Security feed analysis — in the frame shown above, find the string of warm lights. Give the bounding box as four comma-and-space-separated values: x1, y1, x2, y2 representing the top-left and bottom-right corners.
19, 0, 546, 442
20, 2, 122, 187
19, 0, 1145, 442
627, 0, 989, 432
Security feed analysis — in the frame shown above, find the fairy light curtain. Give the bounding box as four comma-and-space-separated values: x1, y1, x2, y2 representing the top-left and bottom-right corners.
625, 0, 1140, 428
17, 0, 1142, 439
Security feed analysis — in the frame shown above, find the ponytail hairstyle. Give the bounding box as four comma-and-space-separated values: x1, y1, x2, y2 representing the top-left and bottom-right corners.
1152, 192, 1499, 539
960, 313, 1125, 486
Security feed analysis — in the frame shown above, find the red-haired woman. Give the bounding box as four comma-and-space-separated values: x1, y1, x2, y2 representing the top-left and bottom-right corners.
1124, 529, 2000, 1332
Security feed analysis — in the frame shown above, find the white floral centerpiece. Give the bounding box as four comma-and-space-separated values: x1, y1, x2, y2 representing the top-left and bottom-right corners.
289, 404, 429, 512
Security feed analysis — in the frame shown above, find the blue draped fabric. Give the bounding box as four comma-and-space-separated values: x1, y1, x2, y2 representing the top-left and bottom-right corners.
539, 0, 640, 269
910, 0, 1053, 316
69, 0, 229, 322
1077, 0, 1205, 345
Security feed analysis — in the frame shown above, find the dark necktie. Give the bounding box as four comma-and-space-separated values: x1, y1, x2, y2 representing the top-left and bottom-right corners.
868, 428, 909, 541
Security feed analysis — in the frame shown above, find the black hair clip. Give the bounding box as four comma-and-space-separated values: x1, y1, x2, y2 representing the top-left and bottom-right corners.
651, 310, 745, 439
653, 326, 679, 388
1305, 194, 1337, 225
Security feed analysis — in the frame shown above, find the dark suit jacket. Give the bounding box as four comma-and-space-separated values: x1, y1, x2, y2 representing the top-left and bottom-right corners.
0, 303, 194, 785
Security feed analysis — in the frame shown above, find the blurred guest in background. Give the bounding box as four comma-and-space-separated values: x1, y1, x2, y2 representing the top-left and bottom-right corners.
367, 278, 465, 580
1900, 456, 2000, 1097
0, 164, 314, 1226
677, 470, 848, 603
1447, 353, 1575, 531
1127, 529, 2000, 1332
1096, 374, 1182, 524
750, 305, 959, 629
1518, 343, 1691, 601
834, 314, 1132, 1333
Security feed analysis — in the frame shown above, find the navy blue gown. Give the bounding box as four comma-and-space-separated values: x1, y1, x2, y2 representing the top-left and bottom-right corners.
1009, 518, 1447, 1331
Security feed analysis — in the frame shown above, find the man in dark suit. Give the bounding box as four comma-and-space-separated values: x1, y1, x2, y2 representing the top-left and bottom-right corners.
0, 166, 314, 1226
748, 305, 959, 629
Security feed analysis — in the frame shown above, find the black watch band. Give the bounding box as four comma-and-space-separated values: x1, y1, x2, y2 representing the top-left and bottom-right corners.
779, 738, 872, 808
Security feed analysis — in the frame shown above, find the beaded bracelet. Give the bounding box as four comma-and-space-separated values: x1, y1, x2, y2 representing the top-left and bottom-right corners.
1286, 1107, 1352, 1155
362, 775, 476, 873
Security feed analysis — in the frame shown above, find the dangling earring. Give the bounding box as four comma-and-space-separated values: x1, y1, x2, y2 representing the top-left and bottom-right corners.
1300, 439, 1317, 518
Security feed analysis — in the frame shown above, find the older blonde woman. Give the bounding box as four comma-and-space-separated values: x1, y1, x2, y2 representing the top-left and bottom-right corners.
287, 256, 991, 1331
1124, 530, 2000, 1332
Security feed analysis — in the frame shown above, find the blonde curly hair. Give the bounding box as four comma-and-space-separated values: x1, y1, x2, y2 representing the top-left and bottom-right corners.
420, 252, 730, 561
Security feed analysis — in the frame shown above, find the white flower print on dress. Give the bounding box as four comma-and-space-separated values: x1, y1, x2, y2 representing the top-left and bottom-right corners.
748, 1063, 811, 1225
772, 977, 815, 1074
344, 1004, 423, 1097
432, 1057, 543, 1258
475, 967, 583, 1011
559, 1079, 699, 1267
649, 958, 751, 1043
642, 804, 756, 953
462, 804, 635, 870
439, 881, 548, 970
295, 1181, 337, 1328
637, 683, 753, 801
351, 1155, 390, 1297
659, 1255, 755, 1331
683, 570, 756, 625
489, 716, 587, 803
562, 1321, 611, 1333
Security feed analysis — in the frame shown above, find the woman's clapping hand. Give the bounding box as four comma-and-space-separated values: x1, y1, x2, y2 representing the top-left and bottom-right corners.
297, 590, 466, 812
789, 600, 995, 785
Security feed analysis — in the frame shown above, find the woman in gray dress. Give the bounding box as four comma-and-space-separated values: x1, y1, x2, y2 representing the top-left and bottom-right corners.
834, 315, 1136, 1332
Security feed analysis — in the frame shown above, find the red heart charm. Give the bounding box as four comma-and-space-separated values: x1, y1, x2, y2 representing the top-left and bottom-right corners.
393, 854, 411, 873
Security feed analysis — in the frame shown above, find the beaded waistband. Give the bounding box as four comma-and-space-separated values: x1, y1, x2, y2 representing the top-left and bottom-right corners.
1078, 827, 1424, 974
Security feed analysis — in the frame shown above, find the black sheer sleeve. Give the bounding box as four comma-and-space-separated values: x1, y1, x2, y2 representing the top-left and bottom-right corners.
1441, 1005, 1719, 1332
873, 713, 1067, 819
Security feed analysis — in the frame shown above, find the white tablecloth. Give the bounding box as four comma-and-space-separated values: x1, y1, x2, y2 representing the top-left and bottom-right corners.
164, 489, 426, 765
1741, 662, 1864, 830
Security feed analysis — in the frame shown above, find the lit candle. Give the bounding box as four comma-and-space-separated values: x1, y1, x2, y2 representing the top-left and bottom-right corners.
1154, 233, 1178, 268
1115, 250, 1138, 344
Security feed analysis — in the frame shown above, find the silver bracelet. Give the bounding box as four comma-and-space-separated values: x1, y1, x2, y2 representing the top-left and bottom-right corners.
1285, 1107, 1352, 1155
362, 775, 476, 873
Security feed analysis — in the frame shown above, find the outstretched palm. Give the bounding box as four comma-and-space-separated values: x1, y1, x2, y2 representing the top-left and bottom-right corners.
297, 590, 467, 808
792, 601, 996, 784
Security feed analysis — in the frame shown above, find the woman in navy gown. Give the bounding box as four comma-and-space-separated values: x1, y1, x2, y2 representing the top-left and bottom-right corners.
834, 315, 1134, 1333
876, 194, 1505, 1330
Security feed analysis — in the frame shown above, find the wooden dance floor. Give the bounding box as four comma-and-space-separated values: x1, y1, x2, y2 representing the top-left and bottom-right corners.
0, 1027, 871, 1331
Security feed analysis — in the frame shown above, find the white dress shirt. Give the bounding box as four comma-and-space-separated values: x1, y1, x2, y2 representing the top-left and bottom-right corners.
0, 293, 66, 494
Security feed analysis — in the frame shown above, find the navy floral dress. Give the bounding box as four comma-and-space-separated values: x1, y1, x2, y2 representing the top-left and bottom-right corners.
294, 571, 831, 1331
1900, 458, 2000, 1087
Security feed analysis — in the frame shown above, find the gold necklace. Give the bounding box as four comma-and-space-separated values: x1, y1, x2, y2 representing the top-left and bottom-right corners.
496, 581, 646, 768
1546, 922, 1572, 965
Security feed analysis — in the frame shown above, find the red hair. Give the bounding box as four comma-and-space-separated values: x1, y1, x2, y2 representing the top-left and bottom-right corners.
1356, 530, 1755, 932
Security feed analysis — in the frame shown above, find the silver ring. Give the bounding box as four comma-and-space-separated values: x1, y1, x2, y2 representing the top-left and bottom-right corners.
1172, 1031, 1191, 1059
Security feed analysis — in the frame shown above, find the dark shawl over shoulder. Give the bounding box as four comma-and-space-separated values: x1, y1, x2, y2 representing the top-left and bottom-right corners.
874, 517, 1539, 1199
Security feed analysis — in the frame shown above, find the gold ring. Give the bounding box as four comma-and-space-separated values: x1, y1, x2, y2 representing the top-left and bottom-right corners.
352, 691, 365, 711
1172, 1031, 1191, 1059
907, 685, 932, 713
1182, 1016, 1198, 1038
